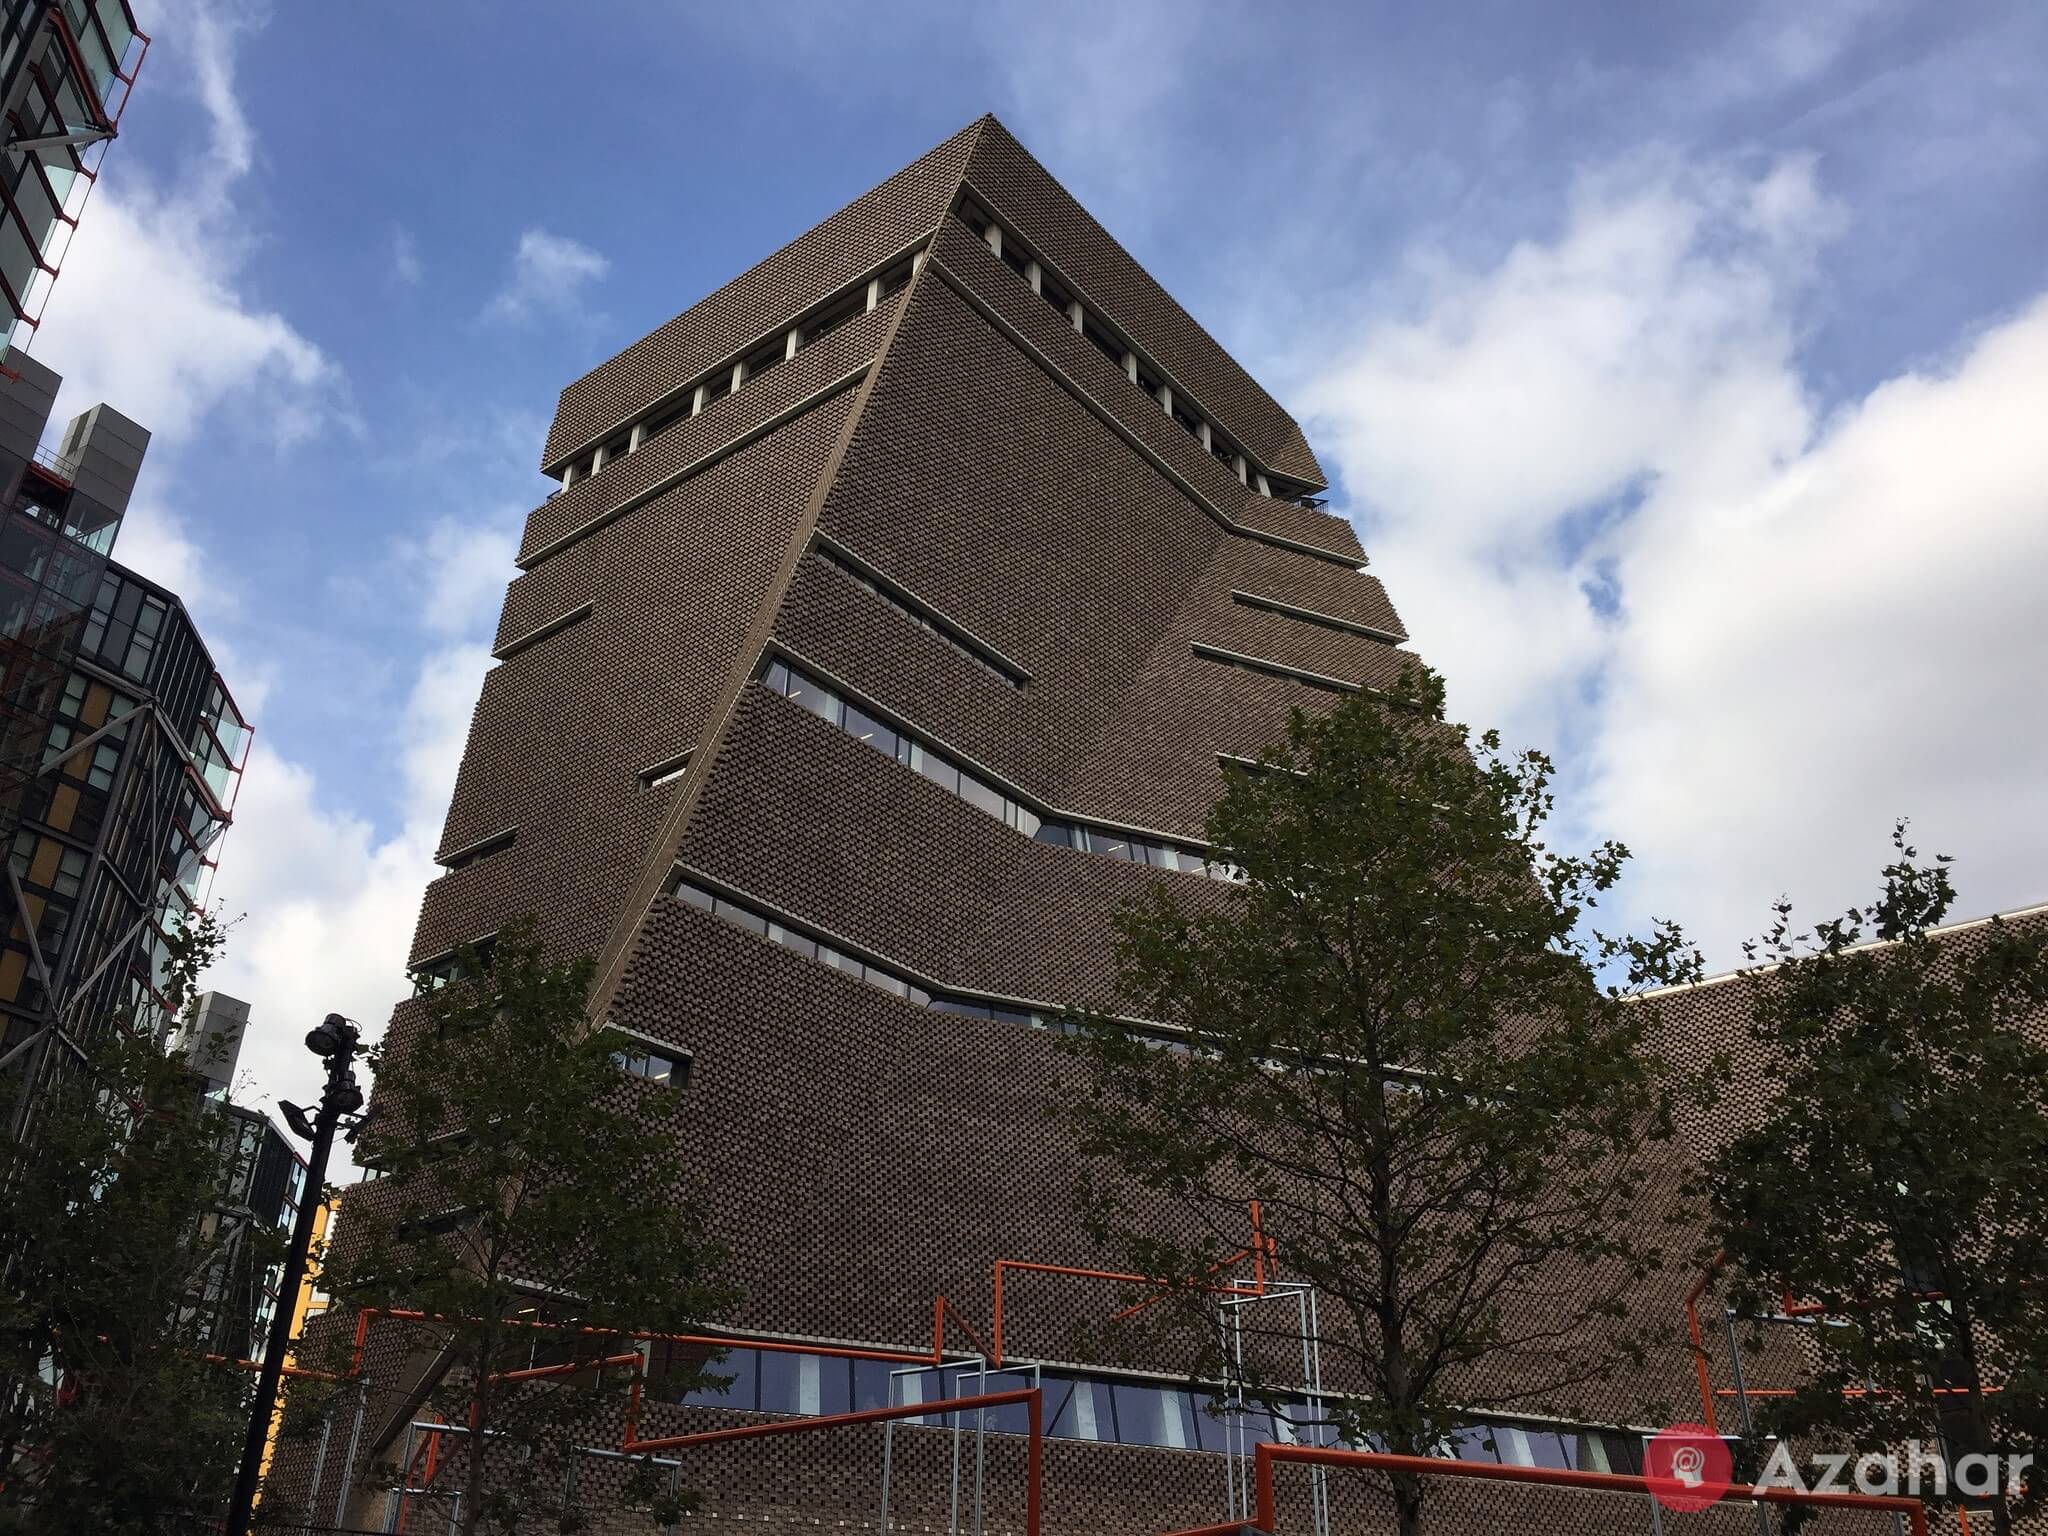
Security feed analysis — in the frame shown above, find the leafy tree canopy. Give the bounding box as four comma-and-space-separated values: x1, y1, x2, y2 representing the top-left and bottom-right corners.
316, 920, 734, 1536
1065, 669, 1701, 1536
0, 906, 265, 1536
1706, 826, 2048, 1535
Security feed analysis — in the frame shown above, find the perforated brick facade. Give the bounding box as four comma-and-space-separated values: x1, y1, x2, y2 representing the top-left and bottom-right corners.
295, 117, 1907, 1535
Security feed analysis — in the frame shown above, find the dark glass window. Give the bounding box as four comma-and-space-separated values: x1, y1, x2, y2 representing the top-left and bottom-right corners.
853, 1358, 898, 1412
1046, 1374, 1112, 1441
738, 334, 786, 385
711, 896, 767, 937
1523, 1430, 1573, 1469
787, 674, 841, 726
930, 997, 991, 1019
761, 1351, 850, 1417
762, 660, 790, 695
766, 922, 816, 960
957, 772, 1004, 820
1033, 822, 1076, 850
644, 401, 689, 441
1448, 1425, 1500, 1462
1081, 313, 1124, 367
676, 881, 714, 911
1085, 830, 1137, 862
682, 1346, 759, 1410
910, 743, 958, 794
841, 703, 897, 758
608, 1038, 687, 1087
803, 288, 867, 346
1602, 1433, 1645, 1475
1111, 1382, 1198, 1450
875, 257, 915, 302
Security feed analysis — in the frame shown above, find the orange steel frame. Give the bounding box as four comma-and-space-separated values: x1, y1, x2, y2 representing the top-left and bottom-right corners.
250, 1203, 1274, 1517
1158, 1446, 1931, 1536
1684, 1250, 2003, 1437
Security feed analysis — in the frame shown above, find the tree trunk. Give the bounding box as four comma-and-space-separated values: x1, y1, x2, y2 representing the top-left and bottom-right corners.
456, 1329, 496, 1536
1392, 1470, 1425, 1536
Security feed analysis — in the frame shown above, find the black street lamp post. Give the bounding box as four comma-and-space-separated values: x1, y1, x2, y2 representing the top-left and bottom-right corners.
222, 1013, 362, 1536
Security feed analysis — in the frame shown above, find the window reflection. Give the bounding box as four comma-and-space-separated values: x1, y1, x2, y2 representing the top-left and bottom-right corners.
757, 658, 1231, 881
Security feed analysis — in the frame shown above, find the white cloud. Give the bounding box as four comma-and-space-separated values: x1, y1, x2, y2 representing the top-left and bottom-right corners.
396, 513, 522, 637
206, 640, 492, 1158
392, 225, 424, 287
482, 228, 610, 325
1303, 154, 2048, 963
30, 0, 345, 448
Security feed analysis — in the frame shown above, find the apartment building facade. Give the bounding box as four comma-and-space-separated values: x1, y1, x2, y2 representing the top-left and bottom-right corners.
0, 349, 250, 1145
299, 118, 1826, 1534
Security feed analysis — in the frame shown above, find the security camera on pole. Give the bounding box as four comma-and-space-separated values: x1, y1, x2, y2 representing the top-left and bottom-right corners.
223, 1013, 363, 1536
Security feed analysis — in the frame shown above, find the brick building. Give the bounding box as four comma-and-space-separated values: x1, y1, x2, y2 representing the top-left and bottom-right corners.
295, 118, 2028, 1534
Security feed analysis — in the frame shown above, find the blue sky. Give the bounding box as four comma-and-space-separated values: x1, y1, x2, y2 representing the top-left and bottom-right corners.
29, 1, 2048, 1120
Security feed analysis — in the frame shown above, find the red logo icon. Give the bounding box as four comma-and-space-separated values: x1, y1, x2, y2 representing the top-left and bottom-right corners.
1644, 1422, 1733, 1511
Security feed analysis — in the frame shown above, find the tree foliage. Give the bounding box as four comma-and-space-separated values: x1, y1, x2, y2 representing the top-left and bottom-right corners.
0, 906, 264, 1535
1705, 826, 2048, 1535
317, 920, 734, 1536
1064, 669, 1701, 1536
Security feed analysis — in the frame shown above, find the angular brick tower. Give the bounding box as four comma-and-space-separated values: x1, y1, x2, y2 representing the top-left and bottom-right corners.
324, 115, 1522, 1533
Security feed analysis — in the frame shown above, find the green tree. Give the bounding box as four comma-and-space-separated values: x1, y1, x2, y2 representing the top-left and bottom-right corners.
319, 920, 734, 1536
0, 906, 267, 1535
1705, 827, 2048, 1536
1065, 670, 1701, 1536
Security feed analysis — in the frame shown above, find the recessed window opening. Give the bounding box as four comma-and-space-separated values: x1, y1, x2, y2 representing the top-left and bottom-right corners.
758, 655, 1240, 882
952, 196, 1333, 510
1230, 589, 1399, 645
555, 244, 924, 489
437, 827, 516, 874
810, 546, 1025, 686
803, 287, 867, 348
605, 1030, 689, 1088
639, 750, 692, 789
1079, 311, 1124, 368
1192, 642, 1358, 696
874, 254, 917, 305
737, 333, 787, 388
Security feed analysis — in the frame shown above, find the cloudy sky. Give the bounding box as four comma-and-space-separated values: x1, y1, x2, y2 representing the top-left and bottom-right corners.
31, 1, 2047, 1130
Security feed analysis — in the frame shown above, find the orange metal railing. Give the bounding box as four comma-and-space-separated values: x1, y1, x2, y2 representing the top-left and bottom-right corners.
1159, 1446, 1931, 1536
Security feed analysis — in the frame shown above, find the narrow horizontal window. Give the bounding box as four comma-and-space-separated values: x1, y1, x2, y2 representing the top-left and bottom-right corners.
759, 654, 1238, 882
638, 749, 692, 789
492, 602, 594, 662
811, 540, 1028, 686
1229, 589, 1403, 645
550, 235, 927, 483
1191, 641, 1360, 695
398, 1205, 481, 1240
436, 826, 516, 872
604, 1029, 689, 1088
737, 332, 787, 387
665, 871, 1227, 1055
801, 287, 866, 348
951, 194, 1330, 504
